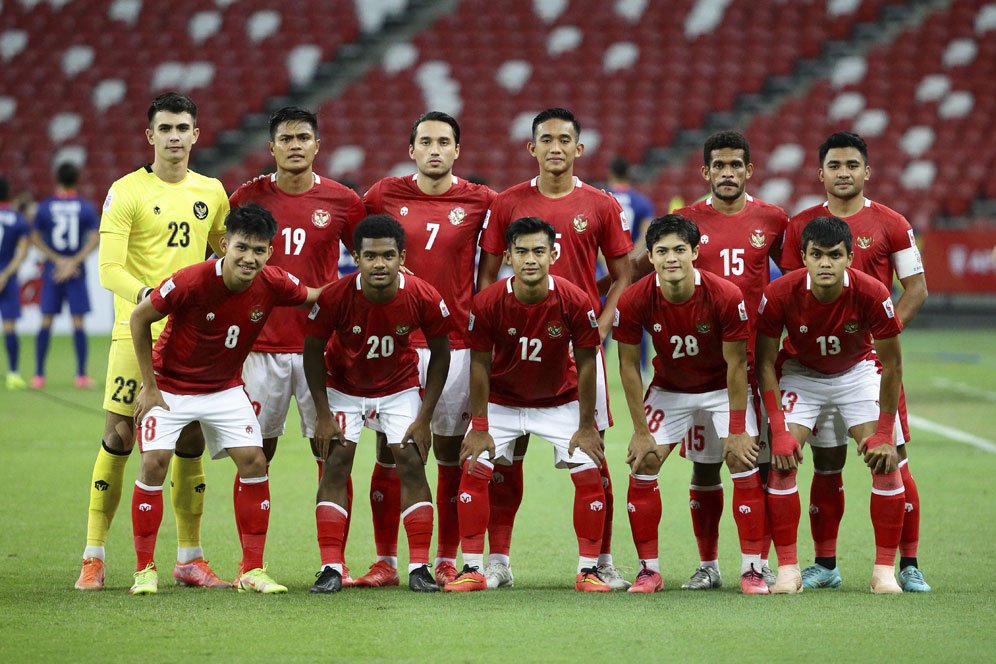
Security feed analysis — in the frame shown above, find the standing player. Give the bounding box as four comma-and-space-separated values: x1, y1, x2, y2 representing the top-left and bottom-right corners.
444, 217, 609, 592
477, 107, 633, 589
606, 157, 655, 249
0, 176, 31, 390
757, 216, 906, 594
128, 203, 320, 594
781, 132, 930, 592
74, 92, 230, 591
31, 163, 101, 388
358, 111, 496, 587
303, 215, 452, 594
614, 215, 768, 594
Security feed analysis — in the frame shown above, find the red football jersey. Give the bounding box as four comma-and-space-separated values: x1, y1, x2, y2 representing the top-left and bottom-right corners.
781, 199, 924, 290
614, 269, 749, 393
229, 173, 366, 353
305, 273, 453, 397
150, 259, 308, 394
480, 177, 633, 313
467, 275, 601, 408
676, 194, 787, 329
363, 174, 496, 349
756, 268, 902, 375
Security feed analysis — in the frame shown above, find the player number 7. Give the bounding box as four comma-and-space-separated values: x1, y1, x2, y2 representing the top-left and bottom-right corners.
425, 223, 440, 250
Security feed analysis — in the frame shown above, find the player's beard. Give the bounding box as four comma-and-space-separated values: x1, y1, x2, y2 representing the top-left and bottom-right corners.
712, 181, 743, 202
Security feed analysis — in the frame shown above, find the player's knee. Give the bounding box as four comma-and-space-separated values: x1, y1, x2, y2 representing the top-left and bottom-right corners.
692, 462, 723, 485
374, 433, 394, 464
812, 445, 846, 472
139, 451, 170, 485
238, 451, 268, 479
635, 456, 663, 476
725, 456, 753, 474
431, 434, 462, 463
262, 437, 278, 462
103, 415, 135, 453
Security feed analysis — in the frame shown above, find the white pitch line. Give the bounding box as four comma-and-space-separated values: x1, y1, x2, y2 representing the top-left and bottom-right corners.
930, 377, 996, 402
908, 414, 996, 454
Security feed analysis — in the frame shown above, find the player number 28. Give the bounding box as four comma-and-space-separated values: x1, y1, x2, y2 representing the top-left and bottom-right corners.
720, 248, 744, 276
281, 227, 306, 255
816, 335, 841, 356
670, 334, 699, 358
366, 335, 395, 359
518, 337, 542, 362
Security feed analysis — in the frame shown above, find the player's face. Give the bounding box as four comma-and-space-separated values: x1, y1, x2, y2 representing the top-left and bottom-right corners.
354, 237, 405, 290
409, 120, 459, 178
505, 232, 555, 286
221, 232, 274, 288
819, 147, 869, 200
270, 120, 320, 175
528, 119, 583, 176
802, 241, 853, 288
701, 148, 753, 202
648, 233, 698, 286
146, 111, 199, 165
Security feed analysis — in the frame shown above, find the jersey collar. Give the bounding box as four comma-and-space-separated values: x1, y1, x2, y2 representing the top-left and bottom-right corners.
356, 272, 406, 289
215, 258, 224, 276
270, 172, 320, 185
805, 270, 850, 290
654, 269, 701, 287
822, 198, 871, 208
530, 176, 581, 192
706, 193, 752, 208
411, 174, 458, 184
506, 275, 555, 292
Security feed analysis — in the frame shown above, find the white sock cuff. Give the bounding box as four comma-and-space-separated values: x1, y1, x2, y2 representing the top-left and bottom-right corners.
729, 468, 760, 480
570, 463, 599, 474
375, 461, 397, 469
690, 483, 723, 491
437, 460, 461, 467
317, 501, 348, 517
813, 468, 844, 476
898, 458, 909, 469
766, 486, 798, 496
135, 481, 163, 492
401, 501, 433, 519
473, 457, 495, 469
512, 455, 525, 462
239, 475, 268, 485
871, 486, 905, 497
631, 473, 658, 481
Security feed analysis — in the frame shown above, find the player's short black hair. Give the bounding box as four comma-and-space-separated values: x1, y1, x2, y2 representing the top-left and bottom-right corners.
56, 162, 79, 188
354, 214, 406, 253
269, 106, 319, 140
505, 216, 556, 250
226, 203, 278, 242
410, 111, 460, 146
609, 157, 630, 179
532, 107, 580, 140
147, 92, 198, 126
818, 131, 869, 166
0, 176, 9, 201
645, 214, 701, 252
703, 130, 750, 165
802, 216, 852, 254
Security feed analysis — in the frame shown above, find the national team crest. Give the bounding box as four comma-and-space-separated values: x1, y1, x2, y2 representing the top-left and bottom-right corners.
696, 322, 711, 333
250, 306, 264, 323
448, 207, 466, 225
749, 229, 766, 249
547, 322, 564, 338
312, 209, 331, 228
844, 320, 860, 333
572, 214, 589, 233
193, 201, 209, 220
856, 235, 874, 249
396, 324, 411, 335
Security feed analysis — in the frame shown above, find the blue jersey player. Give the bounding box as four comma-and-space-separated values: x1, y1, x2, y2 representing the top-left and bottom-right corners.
0, 176, 32, 390
30, 163, 100, 388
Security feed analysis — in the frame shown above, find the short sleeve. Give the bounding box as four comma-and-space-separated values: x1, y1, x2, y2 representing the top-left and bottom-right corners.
755, 285, 785, 338
886, 215, 924, 280
341, 191, 368, 253
564, 288, 601, 349
718, 284, 749, 342
149, 269, 188, 315
610, 286, 645, 345
479, 200, 508, 256
416, 282, 454, 339
304, 287, 339, 340
780, 218, 805, 271
82, 200, 101, 234
34, 203, 52, 237
209, 186, 230, 237
867, 284, 903, 340
597, 196, 634, 259
271, 268, 309, 306
466, 294, 495, 352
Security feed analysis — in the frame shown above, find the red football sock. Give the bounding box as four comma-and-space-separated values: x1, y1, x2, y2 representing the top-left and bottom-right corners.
899, 461, 920, 558
809, 471, 844, 558
871, 470, 905, 566
689, 484, 723, 562
370, 462, 400, 558
316, 502, 348, 567
627, 474, 661, 561
402, 502, 434, 566
343, 475, 353, 550
316, 458, 323, 482
571, 466, 606, 559
235, 476, 270, 571
436, 462, 463, 561
599, 459, 614, 556
731, 468, 765, 556
457, 460, 493, 555
233, 473, 243, 543
487, 458, 524, 557
766, 469, 800, 566
132, 482, 163, 571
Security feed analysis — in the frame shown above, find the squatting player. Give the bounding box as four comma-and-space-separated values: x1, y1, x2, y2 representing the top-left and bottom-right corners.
0, 177, 31, 390
781, 131, 929, 592
303, 215, 452, 594
477, 107, 633, 589
359, 111, 496, 587
757, 216, 906, 594
444, 217, 609, 593
128, 203, 320, 595
75, 92, 230, 591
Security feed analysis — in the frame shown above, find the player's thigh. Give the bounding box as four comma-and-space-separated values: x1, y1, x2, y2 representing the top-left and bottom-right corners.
103, 339, 141, 417
195, 387, 265, 461
242, 351, 293, 439
522, 401, 598, 469
374, 388, 423, 446
0, 277, 22, 320
38, 275, 65, 316
65, 275, 91, 315
135, 391, 192, 455
326, 388, 368, 445
807, 407, 849, 449
686, 389, 760, 465
290, 352, 318, 438
417, 346, 471, 437
643, 386, 695, 448
483, 403, 527, 465
777, 371, 833, 432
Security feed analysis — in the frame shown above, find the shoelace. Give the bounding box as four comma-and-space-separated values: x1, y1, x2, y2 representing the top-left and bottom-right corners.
745, 564, 765, 581
579, 566, 603, 581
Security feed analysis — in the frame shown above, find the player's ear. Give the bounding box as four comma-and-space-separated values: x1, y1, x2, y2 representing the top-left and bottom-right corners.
527, 140, 537, 156
409, 144, 416, 160
701, 164, 710, 181
191, 126, 199, 144
146, 128, 155, 145
503, 249, 512, 266
575, 142, 584, 157
691, 245, 699, 261
744, 162, 754, 180
550, 245, 559, 263
265, 244, 274, 261
452, 143, 460, 160
818, 167, 825, 183
399, 249, 406, 266
864, 164, 871, 181
219, 234, 229, 254
269, 141, 276, 157
314, 137, 320, 155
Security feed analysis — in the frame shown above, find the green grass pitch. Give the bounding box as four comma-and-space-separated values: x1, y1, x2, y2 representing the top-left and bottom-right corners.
1, 329, 993, 662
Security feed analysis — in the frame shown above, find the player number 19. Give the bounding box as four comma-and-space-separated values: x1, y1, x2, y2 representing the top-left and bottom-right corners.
720, 248, 744, 276
816, 335, 841, 356
282, 227, 306, 255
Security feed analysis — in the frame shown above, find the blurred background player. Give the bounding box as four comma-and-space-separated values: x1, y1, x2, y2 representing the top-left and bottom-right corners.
614, 215, 767, 594
75, 92, 230, 591
304, 215, 452, 594
781, 131, 930, 592
359, 111, 496, 587
757, 216, 906, 594
477, 107, 633, 589
606, 157, 655, 251
30, 162, 100, 388
445, 217, 608, 593
128, 203, 319, 595
0, 176, 31, 390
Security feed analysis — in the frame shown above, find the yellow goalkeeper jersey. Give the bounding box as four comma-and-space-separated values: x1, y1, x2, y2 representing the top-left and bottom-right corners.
98, 165, 229, 340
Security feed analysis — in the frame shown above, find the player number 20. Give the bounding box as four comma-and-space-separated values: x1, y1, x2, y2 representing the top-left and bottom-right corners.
282, 227, 306, 255
366, 335, 395, 359
720, 248, 744, 276
224, 325, 240, 348
670, 335, 699, 358
816, 335, 841, 356
518, 337, 542, 362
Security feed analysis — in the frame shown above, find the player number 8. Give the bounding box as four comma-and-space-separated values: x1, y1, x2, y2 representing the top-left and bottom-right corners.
224, 325, 240, 348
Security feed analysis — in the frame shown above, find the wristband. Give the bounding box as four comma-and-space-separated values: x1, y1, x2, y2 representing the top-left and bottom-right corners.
761, 390, 786, 431
138, 287, 153, 303
729, 409, 746, 435
865, 412, 897, 450
471, 416, 489, 431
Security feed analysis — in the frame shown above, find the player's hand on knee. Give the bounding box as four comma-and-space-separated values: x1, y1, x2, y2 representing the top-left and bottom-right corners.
570, 425, 604, 464
459, 431, 495, 473
723, 432, 759, 469
626, 430, 662, 472
314, 412, 342, 460
862, 442, 898, 474
401, 416, 432, 464
133, 384, 169, 426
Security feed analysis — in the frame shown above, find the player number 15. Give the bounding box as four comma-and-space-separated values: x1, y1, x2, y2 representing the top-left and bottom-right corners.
720, 248, 744, 276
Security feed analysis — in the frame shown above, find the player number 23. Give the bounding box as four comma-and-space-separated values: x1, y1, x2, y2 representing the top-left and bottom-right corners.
167, 221, 191, 247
